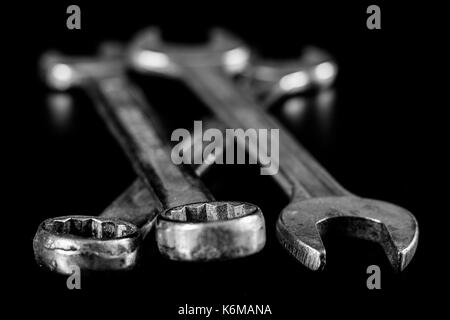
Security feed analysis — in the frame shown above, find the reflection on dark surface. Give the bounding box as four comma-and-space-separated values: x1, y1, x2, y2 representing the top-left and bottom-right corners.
282, 95, 308, 122
272, 88, 337, 158
314, 89, 336, 137
46, 93, 74, 132
280, 88, 336, 134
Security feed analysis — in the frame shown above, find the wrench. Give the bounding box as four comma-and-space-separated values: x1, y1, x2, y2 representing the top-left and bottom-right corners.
34, 52, 265, 274
34, 183, 162, 274
128, 28, 419, 271
92, 73, 266, 260
33, 44, 320, 274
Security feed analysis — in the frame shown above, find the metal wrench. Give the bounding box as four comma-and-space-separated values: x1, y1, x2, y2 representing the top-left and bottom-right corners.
128, 29, 419, 271
93, 73, 265, 261
34, 52, 265, 274
33, 44, 321, 274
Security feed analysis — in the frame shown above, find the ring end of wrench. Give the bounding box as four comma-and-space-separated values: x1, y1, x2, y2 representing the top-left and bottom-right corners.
33, 216, 142, 274
156, 201, 266, 261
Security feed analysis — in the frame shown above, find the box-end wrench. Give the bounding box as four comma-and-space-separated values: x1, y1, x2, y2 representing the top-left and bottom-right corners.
34, 53, 157, 274
128, 29, 419, 271
34, 53, 173, 274
34, 183, 163, 274
34, 55, 265, 273
93, 73, 266, 261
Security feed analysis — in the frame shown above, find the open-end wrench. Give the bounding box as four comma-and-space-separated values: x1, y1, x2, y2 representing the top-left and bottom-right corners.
128, 29, 419, 271
238, 46, 337, 106
34, 52, 265, 275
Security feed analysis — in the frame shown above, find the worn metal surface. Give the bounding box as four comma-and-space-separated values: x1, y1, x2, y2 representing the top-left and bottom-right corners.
158, 201, 265, 260
128, 29, 419, 271
33, 216, 141, 274
34, 54, 163, 274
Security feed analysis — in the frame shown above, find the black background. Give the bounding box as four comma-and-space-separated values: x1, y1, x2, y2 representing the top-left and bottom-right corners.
6, 1, 443, 318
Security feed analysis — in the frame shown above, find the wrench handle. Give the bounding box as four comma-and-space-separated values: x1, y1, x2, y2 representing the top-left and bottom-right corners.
88, 76, 213, 208
100, 179, 161, 239
181, 66, 350, 200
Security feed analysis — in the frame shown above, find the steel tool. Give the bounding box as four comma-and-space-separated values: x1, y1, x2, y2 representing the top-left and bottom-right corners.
33, 52, 265, 274
93, 74, 265, 261
128, 28, 419, 271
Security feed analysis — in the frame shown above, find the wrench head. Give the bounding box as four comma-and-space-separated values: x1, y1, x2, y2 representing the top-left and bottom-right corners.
128, 28, 250, 77
276, 196, 418, 271
33, 216, 142, 274
241, 47, 338, 104
156, 201, 266, 261
40, 52, 123, 90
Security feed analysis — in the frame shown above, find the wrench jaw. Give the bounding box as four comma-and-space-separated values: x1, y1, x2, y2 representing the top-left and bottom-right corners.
33, 216, 142, 274
276, 196, 419, 271
128, 28, 251, 78
156, 201, 266, 261
276, 204, 326, 271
